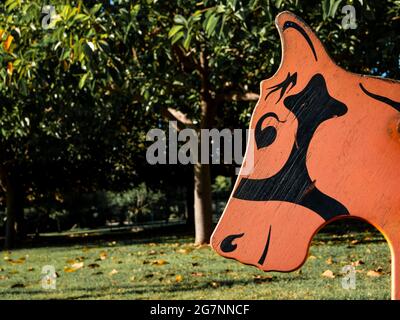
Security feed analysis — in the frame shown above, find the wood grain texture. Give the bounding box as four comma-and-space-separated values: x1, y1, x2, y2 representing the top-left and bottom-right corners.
211, 11, 400, 300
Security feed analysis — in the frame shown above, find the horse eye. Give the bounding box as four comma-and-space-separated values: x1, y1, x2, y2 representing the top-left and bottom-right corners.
255, 113, 282, 149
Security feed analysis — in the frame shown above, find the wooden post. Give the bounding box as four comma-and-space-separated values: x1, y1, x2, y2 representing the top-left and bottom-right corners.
392, 245, 400, 300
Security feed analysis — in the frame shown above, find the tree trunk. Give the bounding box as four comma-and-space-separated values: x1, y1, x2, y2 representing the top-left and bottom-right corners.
0, 166, 24, 249
193, 50, 215, 245
185, 167, 195, 231
194, 162, 213, 244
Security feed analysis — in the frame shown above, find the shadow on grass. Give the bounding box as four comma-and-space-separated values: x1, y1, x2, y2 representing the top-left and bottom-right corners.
1, 224, 195, 250
1, 216, 387, 252
1, 276, 296, 299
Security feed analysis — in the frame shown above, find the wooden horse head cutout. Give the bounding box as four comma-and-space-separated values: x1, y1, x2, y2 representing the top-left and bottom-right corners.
211, 11, 400, 299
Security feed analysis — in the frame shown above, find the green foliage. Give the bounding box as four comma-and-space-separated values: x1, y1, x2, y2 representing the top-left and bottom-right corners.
322, 0, 343, 20
0, 183, 169, 234
105, 183, 167, 223
0, 0, 152, 200
212, 175, 232, 192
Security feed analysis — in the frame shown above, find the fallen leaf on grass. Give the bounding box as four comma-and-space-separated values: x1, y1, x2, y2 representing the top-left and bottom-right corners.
194, 244, 209, 250
308, 255, 317, 260
295, 269, 302, 275
191, 272, 204, 277
147, 250, 157, 255
351, 240, 360, 245
6, 257, 26, 265
210, 281, 220, 288
367, 270, 381, 277
109, 269, 118, 276
177, 248, 192, 254
64, 262, 84, 273
322, 270, 335, 279
152, 259, 168, 266
175, 275, 183, 282
71, 262, 84, 270
367, 267, 384, 277
0, 275, 8, 280
253, 275, 273, 284
325, 257, 334, 265
99, 251, 108, 260
352, 260, 365, 267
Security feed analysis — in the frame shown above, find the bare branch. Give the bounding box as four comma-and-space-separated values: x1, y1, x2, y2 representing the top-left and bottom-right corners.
167, 107, 193, 126
217, 92, 260, 102
161, 107, 196, 131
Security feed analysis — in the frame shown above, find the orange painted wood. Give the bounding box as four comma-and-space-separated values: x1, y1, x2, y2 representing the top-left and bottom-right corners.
211, 11, 400, 300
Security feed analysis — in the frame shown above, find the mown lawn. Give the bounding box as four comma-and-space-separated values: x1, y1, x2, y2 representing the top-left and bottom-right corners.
0, 222, 392, 300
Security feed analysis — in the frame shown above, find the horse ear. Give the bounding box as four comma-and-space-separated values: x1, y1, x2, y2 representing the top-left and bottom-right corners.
275, 11, 332, 71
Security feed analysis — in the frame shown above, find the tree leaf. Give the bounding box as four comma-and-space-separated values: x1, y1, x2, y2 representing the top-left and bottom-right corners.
90, 3, 103, 15
205, 14, 219, 37
173, 15, 187, 25
183, 33, 192, 50
171, 31, 184, 45
79, 72, 90, 89
168, 25, 184, 38
331, 0, 343, 17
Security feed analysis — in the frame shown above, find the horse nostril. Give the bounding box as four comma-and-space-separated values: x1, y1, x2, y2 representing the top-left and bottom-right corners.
220, 233, 244, 253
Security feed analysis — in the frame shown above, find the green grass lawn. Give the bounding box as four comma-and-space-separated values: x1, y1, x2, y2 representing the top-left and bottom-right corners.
0, 222, 392, 300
